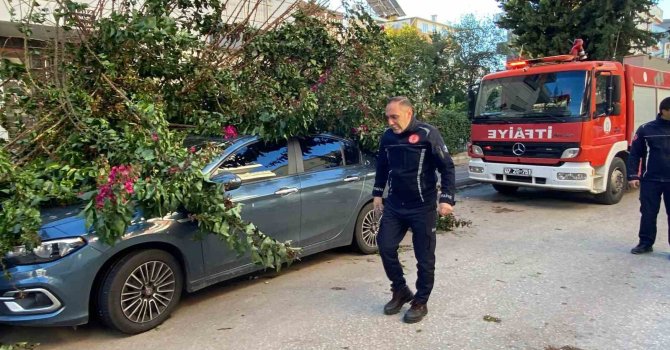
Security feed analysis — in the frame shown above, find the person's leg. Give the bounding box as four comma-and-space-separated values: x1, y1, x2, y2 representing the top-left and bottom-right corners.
637, 181, 663, 249
408, 209, 438, 304
662, 182, 670, 246
377, 205, 410, 292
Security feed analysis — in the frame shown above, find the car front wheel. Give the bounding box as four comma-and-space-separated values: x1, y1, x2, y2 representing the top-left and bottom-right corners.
98, 249, 183, 334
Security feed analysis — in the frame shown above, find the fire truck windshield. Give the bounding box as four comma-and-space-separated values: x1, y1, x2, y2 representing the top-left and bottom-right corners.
474, 71, 588, 123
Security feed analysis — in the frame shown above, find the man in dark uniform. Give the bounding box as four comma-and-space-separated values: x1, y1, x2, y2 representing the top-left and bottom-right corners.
373, 96, 456, 323
628, 97, 670, 255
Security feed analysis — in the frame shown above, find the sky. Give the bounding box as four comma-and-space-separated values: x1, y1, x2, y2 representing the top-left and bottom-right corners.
330, 0, 670, 24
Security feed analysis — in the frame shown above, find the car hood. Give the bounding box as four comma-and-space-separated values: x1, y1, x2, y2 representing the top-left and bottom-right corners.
39, 205, 88, 240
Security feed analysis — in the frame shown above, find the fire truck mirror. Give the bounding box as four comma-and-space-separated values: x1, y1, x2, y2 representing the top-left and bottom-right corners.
606, 75, 622, 116
467, 84, 479, 120
595, 73, 622, 117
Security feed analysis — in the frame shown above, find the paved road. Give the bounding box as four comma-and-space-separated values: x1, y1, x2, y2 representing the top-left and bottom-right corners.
2, 185, 669, 350
455, 164, 476, 188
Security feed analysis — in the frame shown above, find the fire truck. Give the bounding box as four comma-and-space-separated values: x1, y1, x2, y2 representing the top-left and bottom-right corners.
467, 53, 670, 204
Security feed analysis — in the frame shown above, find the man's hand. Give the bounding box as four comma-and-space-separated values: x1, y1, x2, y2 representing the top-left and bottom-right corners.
438, 203, 453, 217
373, 196, 384, 214
629, 180, 640, 189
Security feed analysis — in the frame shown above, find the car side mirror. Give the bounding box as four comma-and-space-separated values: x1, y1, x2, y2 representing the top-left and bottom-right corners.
210, 171, 242, 191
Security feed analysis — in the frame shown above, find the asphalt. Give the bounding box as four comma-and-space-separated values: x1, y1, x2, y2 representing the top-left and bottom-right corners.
452, 152, 477, 189
5, 184, 667, 350
455, 164, 476, 189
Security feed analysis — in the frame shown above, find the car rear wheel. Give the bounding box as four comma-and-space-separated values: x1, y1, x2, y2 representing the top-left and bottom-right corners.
98, 249, 183, 334
353, 202, 380, 254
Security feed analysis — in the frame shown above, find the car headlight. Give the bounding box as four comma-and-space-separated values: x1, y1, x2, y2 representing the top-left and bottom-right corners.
3, 237, 86, 266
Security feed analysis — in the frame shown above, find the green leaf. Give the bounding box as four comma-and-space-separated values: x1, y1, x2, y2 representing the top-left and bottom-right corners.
140, 149, 156, 161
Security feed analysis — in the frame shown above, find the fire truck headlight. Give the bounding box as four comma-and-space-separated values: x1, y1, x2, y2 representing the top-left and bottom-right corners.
557, 172, 587, 181
471, 145, 484, 156
469, 166, 484, 174
561, 148, 580, 159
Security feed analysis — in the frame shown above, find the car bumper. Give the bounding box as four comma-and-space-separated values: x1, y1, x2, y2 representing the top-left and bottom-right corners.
0, 245, 103, 327
467, 159, 596, 192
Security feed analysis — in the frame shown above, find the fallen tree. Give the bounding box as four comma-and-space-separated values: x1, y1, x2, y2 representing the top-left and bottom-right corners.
0, 0, 405, 269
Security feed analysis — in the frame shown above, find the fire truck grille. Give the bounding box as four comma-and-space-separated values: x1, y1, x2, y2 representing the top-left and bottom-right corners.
475, 142, 580, 159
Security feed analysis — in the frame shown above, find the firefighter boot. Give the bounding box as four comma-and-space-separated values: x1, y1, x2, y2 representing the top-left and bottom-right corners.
383, 286, 414, 315
630, 245, 653, 254
403, 301, 428, 323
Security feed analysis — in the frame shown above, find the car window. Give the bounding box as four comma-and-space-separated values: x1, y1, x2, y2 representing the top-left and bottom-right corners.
220, 140, 289, 182
300, 137, 343, 172
343, 140, 360, 165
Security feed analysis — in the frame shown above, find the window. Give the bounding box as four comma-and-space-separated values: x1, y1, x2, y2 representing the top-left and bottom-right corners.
476, 71, 589, 119
595, 73, 622, 116
300, 137, 343, 172
421, 24, 429, 33
343, 141, 360, 165
220, 140, 289, 182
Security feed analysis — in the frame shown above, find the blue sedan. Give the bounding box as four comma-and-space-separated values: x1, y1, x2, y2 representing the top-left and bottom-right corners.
0, 134, 380, 333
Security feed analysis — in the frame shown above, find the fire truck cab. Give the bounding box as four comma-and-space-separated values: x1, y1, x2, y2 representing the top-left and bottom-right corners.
467, 54, 670, 204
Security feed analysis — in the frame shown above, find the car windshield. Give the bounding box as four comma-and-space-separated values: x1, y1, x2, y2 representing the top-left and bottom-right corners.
475, 70, 589, 122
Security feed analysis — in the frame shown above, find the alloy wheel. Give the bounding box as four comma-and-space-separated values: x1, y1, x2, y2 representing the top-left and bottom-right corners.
121, 261, 176, 324
361, 209, 382, 247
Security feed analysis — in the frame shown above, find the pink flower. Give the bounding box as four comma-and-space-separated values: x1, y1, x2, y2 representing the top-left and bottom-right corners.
310, 84, 319, 92
95, 164, 136, 209
223, 125, 238, 139
189, 146, 197, 153
108, 168, 117, 182
151, 132, 159, 142
124, 181, 134, 194
95, 184, 112, 209
117, 165, 130, 176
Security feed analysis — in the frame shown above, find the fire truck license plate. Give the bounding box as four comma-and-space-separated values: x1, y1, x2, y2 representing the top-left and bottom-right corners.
504, 167, 532, 176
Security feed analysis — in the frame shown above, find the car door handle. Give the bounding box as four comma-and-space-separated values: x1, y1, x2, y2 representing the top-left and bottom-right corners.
274, 187, 299, 195
343, 176, 360, 182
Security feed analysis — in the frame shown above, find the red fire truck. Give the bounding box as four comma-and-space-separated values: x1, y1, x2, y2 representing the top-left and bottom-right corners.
467, 54, 670, 204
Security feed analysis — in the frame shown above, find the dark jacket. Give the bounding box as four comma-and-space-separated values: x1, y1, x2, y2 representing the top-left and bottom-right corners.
372, 117, 456, 209
627, 115, 670, 182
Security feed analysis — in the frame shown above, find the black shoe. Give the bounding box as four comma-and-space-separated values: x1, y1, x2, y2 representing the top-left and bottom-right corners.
403, 301, 428, 323
631, 245, 653, 254
383, 286, 414, 315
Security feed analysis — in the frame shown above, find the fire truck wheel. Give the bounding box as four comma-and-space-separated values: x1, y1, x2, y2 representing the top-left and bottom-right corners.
594, 157, 627, 205
492, 184, 519, 195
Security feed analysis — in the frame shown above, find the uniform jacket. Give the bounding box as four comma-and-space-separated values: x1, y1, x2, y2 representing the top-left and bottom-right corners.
627, 115, 670, 182
372, 117, 456, 209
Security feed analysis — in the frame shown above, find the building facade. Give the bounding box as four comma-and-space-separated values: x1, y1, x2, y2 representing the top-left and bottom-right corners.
385, 16, 452, 38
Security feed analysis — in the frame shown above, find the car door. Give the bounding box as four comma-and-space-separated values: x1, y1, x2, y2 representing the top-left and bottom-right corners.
297, 136, 364, 247
202, 138, 301, 275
